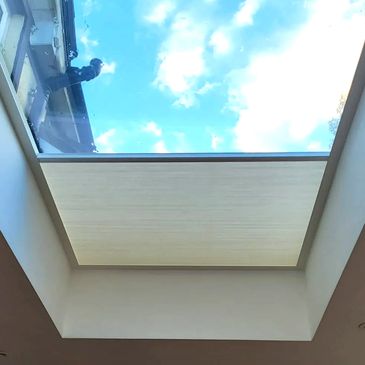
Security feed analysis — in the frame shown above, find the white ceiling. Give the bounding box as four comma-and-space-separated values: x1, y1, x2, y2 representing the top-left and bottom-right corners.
41, 160, 326, 267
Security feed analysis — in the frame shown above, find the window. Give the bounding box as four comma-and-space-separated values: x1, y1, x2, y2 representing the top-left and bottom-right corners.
3, 0, 362, 268
0, 0, 364, 155
0, 0, 9, 41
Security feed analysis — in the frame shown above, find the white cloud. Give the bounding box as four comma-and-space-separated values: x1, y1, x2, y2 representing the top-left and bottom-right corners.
145, 1, 176, 25
172, 82, 217, 107
172, 81, 218, 107
79, 33, 116, 75
154, 12, 208, 108
233, 0, 261, 27
82, 0, 99, 17
209, 29, 232, 55
211, 134, 223, 150
79, 32, 116, 75
142, 121, 162, 136
79, 31, 99, 60
173, 94, 197, 108
229, 0, 365, 152
155, 45, 205, 94
307, 141, 326, 152
153, 140, 169, 153
196, 82, 218, 95
80, 35, 99, 48
95, 129, 117, 153
101, 61, 117, 75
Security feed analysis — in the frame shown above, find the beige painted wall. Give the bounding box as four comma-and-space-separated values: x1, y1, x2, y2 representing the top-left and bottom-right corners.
0, 93, 72, 331
305, 88, 365, 334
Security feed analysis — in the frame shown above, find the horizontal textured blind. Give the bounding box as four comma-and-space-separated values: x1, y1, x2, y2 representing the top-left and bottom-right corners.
41, 161, 325, 267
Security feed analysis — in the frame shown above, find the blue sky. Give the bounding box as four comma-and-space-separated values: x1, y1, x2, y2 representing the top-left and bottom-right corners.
73, 0, 365, 153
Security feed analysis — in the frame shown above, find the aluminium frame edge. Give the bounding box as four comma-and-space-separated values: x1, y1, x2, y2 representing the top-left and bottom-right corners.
37, 152, 329, 163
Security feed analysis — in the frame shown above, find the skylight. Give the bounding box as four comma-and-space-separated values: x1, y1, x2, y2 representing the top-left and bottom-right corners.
0, 0, 364, 154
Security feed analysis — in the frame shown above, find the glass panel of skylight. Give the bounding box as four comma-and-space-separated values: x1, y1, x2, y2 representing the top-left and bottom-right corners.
0, 0, 364, 154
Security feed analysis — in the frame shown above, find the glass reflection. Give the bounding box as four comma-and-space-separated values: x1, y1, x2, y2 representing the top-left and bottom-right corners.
0, 0, 364, 154
0, 0, 101, 152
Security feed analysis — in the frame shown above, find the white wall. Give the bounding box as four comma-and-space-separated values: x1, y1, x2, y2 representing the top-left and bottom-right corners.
64, 269, 310, 340
305, 88, 365, 334
0, 95, 71, 331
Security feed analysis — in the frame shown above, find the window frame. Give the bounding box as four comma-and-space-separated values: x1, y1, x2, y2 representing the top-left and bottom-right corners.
0, 0, 9, 42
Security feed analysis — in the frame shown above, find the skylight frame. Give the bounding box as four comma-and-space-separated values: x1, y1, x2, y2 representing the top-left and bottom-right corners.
38, 151, 329, 163
1, 24, 364, 269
